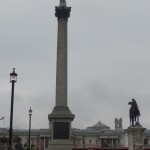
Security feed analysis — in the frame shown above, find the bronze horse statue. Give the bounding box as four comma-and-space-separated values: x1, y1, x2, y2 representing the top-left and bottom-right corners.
128, 98, 141, 125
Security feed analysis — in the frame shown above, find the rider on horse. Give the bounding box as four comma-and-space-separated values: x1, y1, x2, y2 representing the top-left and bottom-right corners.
128, 98, 141, 125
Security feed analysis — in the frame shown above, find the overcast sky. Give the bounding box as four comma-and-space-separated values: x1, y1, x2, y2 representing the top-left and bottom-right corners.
0, 0, 150, 131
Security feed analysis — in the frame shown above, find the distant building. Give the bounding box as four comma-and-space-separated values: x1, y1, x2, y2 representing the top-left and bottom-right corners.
72, 118, 125, 149
0, 118, 150, 150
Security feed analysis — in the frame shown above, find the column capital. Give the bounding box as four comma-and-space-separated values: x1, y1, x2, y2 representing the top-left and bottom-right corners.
55, 6, 71, 20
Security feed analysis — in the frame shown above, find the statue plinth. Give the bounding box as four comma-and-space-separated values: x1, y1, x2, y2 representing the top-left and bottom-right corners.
125, 123, 146, 150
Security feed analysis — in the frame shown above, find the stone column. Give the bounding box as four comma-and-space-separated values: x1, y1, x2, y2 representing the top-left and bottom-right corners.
99, 139, 101, 148
111, 139, 114, 148
48, 0, 74, 117
55, 6, 68, 107
48, 0, 75, 150
116, 139, 119, 148
125, 124, 146, 150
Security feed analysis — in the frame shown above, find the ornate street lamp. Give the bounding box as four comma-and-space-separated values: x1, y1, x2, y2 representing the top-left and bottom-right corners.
9, 68, 17, 150
28, 107, 32, 150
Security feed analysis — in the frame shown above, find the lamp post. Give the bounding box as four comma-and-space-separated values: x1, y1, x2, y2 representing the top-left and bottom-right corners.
28, 108, 32, 150
9, 68, 17, 150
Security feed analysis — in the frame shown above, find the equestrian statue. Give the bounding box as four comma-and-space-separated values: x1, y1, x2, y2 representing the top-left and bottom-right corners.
128, 98, 141, 126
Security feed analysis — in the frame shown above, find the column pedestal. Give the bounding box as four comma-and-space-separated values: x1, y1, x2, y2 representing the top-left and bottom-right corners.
48, 106, 74, 150
125, 123, 146, 150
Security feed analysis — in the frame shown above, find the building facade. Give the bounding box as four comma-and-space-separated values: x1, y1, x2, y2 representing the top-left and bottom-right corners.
0, 118, 150, 150
72, 118, 126, 149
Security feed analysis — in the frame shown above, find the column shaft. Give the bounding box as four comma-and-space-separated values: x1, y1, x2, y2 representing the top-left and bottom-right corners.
56, 19, 68, 106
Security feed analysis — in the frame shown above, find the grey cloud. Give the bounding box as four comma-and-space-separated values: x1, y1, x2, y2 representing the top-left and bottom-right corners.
0, 0, 150, 130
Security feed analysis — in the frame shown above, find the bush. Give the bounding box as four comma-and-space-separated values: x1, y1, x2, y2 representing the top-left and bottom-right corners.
13, 136, 21, 143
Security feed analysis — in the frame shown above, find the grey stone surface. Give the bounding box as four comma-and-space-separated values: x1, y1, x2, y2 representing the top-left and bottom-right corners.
48, 0, 74, 150
60, 0, 66, 6
48, 140, 74, 150
126, 124, 146, 150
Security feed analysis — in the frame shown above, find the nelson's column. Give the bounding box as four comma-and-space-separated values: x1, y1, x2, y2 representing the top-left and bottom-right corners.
48, 0, 75, 150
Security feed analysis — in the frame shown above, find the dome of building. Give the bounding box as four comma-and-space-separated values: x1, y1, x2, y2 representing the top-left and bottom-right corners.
86, 121, 110, 131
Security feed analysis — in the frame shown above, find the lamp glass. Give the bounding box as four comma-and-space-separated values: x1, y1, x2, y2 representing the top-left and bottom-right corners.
29, 108, 32, 115
10, 68, 17, 82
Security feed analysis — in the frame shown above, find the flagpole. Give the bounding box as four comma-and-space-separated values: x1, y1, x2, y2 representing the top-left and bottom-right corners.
3, 118, 4, 128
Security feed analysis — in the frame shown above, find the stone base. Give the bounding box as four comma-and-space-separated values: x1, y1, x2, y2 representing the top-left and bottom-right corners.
48, 106, 75, 120
47, 140, 74, 150
125, 123, 146, 150
48, 106, 75, 150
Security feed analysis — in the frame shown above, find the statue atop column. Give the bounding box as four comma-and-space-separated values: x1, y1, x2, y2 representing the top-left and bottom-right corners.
60, 0, 66, 6
128, 98, 141, 126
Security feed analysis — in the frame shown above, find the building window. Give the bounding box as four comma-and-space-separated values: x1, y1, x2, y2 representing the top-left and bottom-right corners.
78, 139, 80, 144
32, 139, 34, 144
89, 140, 91, 144
83, 140, 85, 144
96, 140, 98, 144
117, 123, 120, 127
